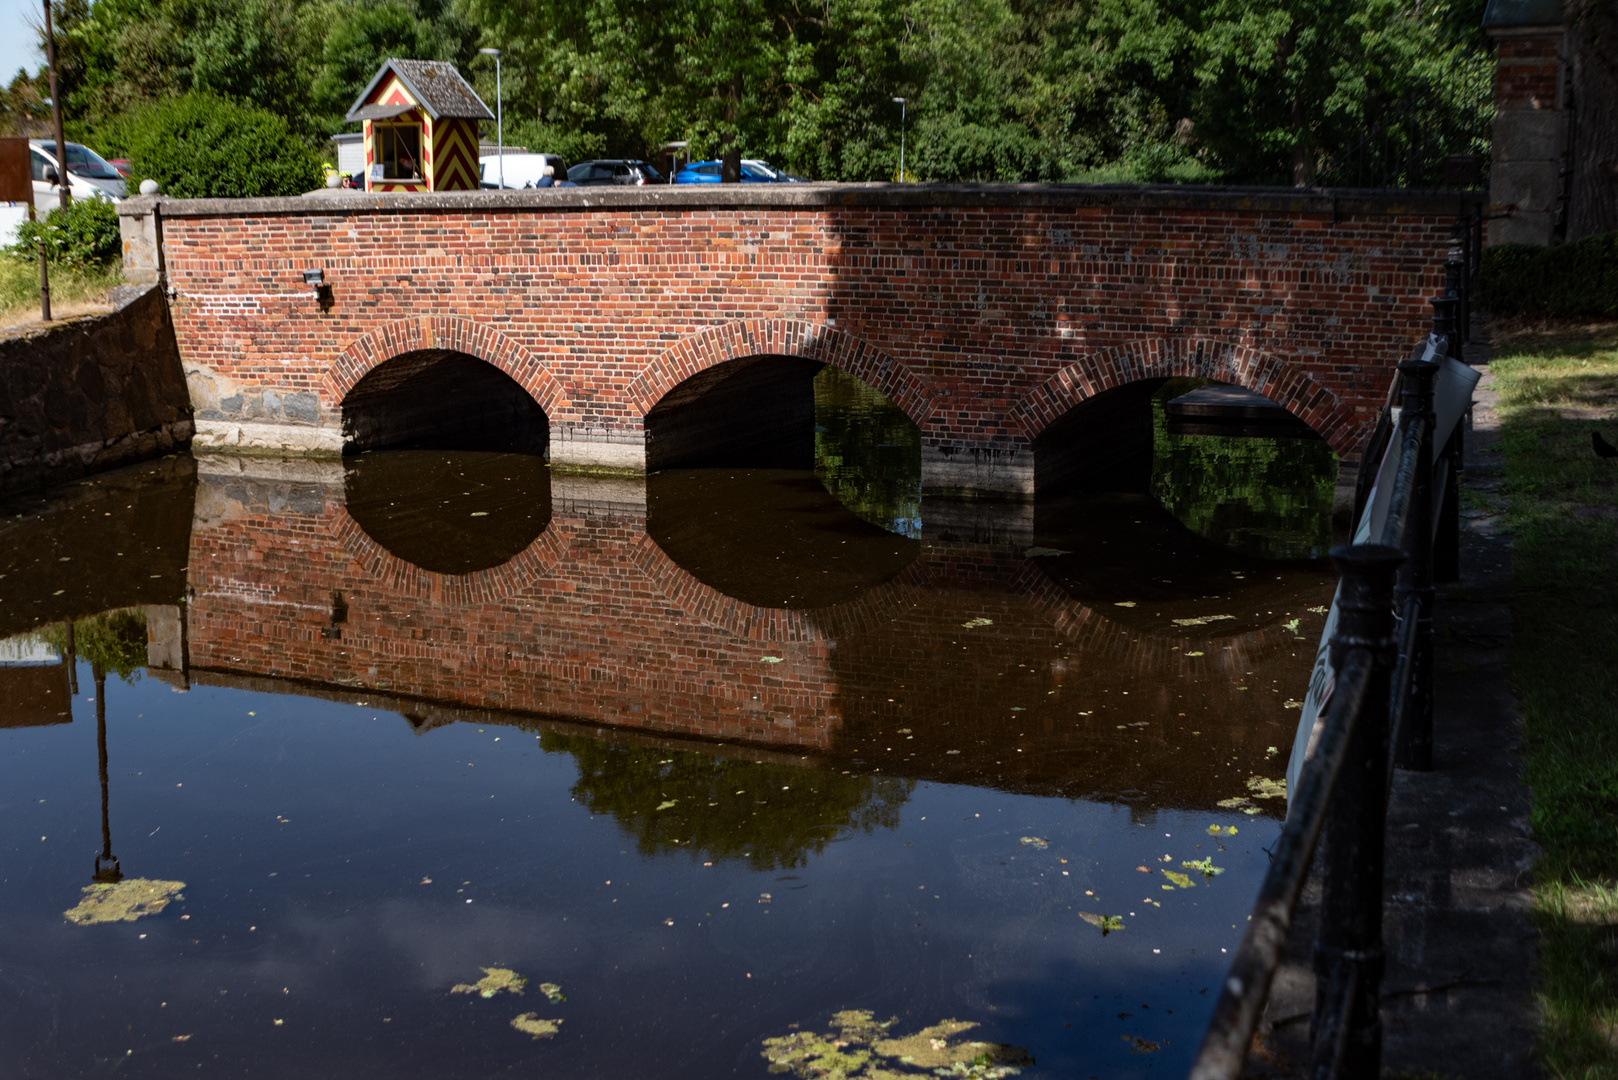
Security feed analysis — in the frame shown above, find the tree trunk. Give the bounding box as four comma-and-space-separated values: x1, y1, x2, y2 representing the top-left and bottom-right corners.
1568, 0, 1618, 239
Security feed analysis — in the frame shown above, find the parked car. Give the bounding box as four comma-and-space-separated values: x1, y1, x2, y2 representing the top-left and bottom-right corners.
566, 159, 664, 186
480, 153, 568, 189
29, 140, 127, 213
673, 158, 801, 183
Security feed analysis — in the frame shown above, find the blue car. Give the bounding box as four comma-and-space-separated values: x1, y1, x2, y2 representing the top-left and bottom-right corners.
673, 159, 800, 183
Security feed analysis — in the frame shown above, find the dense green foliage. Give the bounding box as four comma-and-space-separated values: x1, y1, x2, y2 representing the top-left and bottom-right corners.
9, 196, 121, 269
38, 608, 151, 682
0, 0, 1491, 185
93, 92, 324, 198
1481, 233, 1618, 320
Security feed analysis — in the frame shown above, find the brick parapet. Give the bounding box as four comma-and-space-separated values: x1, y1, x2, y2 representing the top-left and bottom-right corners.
130, 185, 1478, 492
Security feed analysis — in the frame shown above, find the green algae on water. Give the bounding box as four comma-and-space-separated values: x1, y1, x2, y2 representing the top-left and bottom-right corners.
762, 1009, 1030, 1078
538, 982, 565, 1004
510, 1013, 561, 1039
63, 878, 185, 925
1246, 776, 1286, 799
1161, 870, 1195, 888
1078, 911, 1125, 934
1181, 857, 1225, 878
451, 967, 526, 998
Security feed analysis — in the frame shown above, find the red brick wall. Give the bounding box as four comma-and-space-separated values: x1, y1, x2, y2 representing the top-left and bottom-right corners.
1494, 35, 1563, 111
152, 187, 1468, 469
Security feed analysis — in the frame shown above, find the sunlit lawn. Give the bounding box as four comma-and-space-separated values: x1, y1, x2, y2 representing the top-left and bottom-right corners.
1491, 317, 1618, 1077
0, 256, 121, 330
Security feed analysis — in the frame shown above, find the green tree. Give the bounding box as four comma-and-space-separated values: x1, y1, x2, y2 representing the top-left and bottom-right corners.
95, 91, 323, 197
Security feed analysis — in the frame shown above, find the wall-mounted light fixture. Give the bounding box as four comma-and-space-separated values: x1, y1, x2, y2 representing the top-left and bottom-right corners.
303, 268, 332, 311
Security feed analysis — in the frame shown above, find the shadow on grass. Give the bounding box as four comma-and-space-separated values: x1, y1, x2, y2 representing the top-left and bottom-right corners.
1492, 317, 1618, 1075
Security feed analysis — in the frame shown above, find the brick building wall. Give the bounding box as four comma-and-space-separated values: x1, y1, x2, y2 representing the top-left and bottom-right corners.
123, 185, 1475, 497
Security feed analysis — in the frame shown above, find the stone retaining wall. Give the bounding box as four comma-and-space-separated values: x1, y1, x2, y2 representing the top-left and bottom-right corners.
0, 284, 192, 498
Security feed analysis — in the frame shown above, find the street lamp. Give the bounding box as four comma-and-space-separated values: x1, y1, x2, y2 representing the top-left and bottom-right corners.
891, 97, 906, 182
480, 47, 503, 190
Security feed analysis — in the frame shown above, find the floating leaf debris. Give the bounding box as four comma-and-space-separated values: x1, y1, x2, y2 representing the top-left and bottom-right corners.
538, 983, 565, 1004
761, 1009, 1031, 1078
1171, 614, 1235, 627
510, 1014, 561, 1039
1207, 825, 1238, 836
961, 618, 994, 629
1246, 776, 1287, 800
1018, 837, 1049, 850
1161, 870, 1195, 889
1181, 857, 1225, 878
63, 879, 185, 925
1078, 912, 1125, 934
451, 968, 526, 998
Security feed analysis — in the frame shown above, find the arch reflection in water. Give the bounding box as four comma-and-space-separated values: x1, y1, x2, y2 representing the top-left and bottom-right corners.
646, 366, 923, 610
647, 469, 919, 610
342, 451, 552, 575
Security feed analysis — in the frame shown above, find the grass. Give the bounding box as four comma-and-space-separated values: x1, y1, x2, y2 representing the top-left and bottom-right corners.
1489, 316, 1618, 1076
0, 255, 122, 330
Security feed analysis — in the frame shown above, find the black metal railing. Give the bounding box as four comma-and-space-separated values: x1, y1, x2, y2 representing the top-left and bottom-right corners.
1189, 263, 1469, 1078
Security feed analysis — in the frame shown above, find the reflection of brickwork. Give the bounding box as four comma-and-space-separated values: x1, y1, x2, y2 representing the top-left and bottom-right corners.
187, 482, 845, 747
144, 188, 1471, 480
183, 471, 1319, 808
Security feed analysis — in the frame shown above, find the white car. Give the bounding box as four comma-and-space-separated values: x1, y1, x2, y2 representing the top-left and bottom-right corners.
29, 140, 126, 213
479, 153, 568, 189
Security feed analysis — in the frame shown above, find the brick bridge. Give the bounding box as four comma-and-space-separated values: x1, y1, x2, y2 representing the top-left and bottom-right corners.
119, 184, 1480, 498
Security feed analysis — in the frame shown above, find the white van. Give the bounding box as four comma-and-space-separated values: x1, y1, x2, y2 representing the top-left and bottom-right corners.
479, 153, 567, 189
29, 140, 126, 214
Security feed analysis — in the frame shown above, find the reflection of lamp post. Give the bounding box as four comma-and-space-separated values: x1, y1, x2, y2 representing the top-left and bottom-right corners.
892, 97, 906, 182
91, 663, 121, 883
479, 48, 503, 190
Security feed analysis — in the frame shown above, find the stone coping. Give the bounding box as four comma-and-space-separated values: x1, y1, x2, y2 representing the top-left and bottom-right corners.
119, 182, 1486, 220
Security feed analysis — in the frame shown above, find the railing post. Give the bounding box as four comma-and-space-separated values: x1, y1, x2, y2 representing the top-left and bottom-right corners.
1395, 352, 1439, 770
1448, 218, 1467, 352
1310, 544, 1402, 1078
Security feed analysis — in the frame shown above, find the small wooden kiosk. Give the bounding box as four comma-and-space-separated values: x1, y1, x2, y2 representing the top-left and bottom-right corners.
346, 59, 493, 193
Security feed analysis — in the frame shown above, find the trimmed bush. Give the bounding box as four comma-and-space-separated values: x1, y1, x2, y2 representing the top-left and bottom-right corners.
8, 196, 122, 270
96, 92, 323, 199
1480, 232, 1618, 319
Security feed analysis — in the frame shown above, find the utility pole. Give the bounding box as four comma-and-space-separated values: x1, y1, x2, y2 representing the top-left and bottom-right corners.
892, 97, 906, 182
43, 0, 70, 210
479, 48, 503, 189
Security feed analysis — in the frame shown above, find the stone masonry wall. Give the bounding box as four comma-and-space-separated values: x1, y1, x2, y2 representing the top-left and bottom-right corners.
126, 185, 1478, 497
0, 284, 192, 499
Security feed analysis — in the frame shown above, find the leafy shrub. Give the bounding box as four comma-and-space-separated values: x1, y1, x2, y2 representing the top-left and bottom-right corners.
8, 196, 122, 270
1480, 232, 1618, 319
95, 92, 323, 199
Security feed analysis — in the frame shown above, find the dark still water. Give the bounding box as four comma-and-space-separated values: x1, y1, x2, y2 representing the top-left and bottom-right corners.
0, 377, 1337, 1079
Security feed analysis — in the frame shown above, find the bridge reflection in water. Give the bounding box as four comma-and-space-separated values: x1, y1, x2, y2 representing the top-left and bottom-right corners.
0, 399, 1341, 1076
168, 443, 1332, 813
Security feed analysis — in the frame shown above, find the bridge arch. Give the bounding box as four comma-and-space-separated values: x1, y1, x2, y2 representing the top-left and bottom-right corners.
626, 320, 935, 429
327, 316, 566, 416
1011, 336, 1362, 456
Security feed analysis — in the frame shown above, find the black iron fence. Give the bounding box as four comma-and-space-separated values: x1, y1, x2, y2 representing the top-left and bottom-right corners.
1188, 252, 1474, 1078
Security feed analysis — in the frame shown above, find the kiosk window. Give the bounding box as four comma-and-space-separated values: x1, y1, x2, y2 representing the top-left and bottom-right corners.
374, 124, 423, 181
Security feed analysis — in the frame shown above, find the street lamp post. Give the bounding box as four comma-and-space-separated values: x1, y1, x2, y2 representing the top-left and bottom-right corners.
479, 47, 503, 189
892, 97, 906, 182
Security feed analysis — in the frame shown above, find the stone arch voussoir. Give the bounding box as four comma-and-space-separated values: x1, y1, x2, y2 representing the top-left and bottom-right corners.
1010, 337, 1364, 458
327, 317, 565, 417
627, 320, 934, 429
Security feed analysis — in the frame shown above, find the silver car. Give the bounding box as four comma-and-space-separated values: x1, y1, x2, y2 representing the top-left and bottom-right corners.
29, 140, 127, 214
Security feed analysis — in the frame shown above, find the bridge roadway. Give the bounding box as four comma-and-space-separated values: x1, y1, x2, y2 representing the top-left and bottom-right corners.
118, 184, 1481, 498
